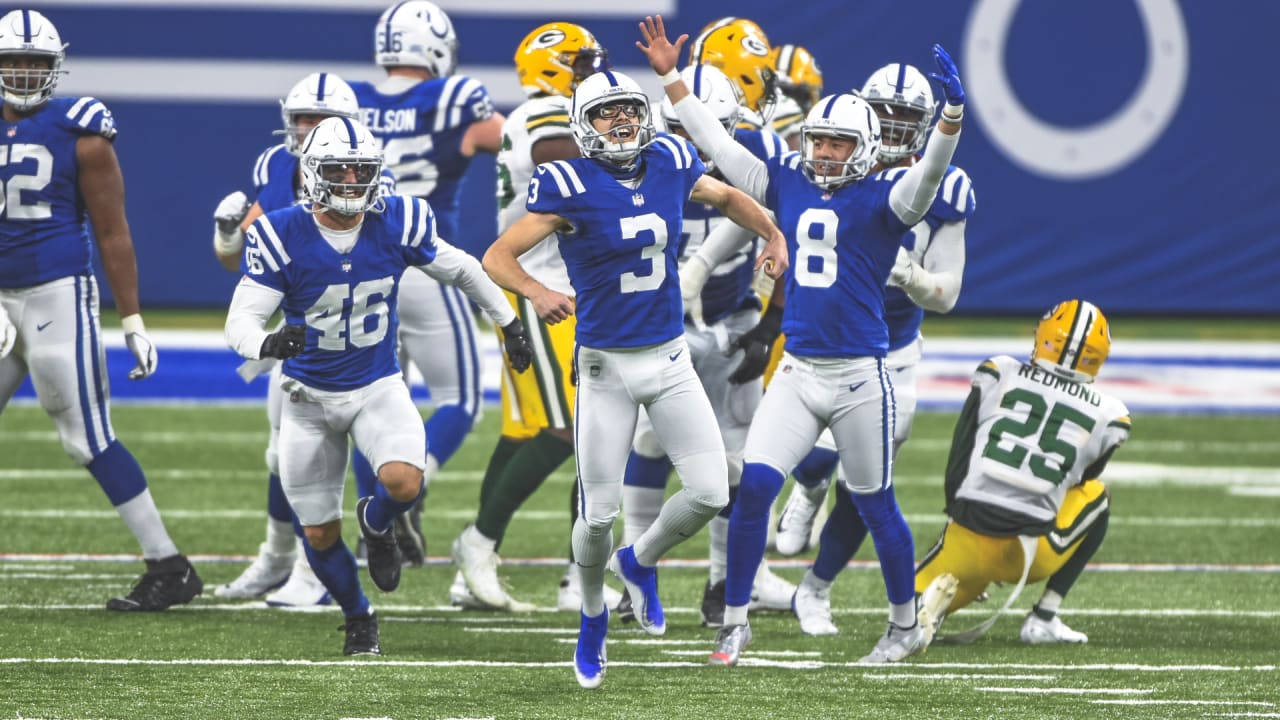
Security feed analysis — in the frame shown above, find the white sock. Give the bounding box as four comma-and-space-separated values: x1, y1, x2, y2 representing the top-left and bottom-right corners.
891, 599, 917, 628
724, 604, 749, 627
571, 517, 613, 617
115, 489, 179, 559
1037, 589, 1064, 615
621, 486, 664, 546
422, 454, 441, 490
633, 490, 718, 567
465, 524, 497, 550
265, 517, 295, 555
803, 568, 832, 592
708, 515, 729, 584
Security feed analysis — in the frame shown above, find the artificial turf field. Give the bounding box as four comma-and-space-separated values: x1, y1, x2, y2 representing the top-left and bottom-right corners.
1, 398, 1277, 719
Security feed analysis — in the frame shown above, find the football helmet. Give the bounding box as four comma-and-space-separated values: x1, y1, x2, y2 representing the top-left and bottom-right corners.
660, 64, 740, 172
861, 63, 938, 163
374, 1, 457, 78
687, 17, 775, 115
514, 22, 607, 99
1032, 300, 1111, 383
571, 70, 654, 167
771, 44, 823, 114
800, 94, 881, 190
0, 9, 68, 111
300, 117, 385, 216
277, 72, 360, 156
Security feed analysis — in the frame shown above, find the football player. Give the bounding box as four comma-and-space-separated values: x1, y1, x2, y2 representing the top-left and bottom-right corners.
915, 300, 1130, 646
482, 69, 787, 688
450, 22, 617, 613
640, 15, 965, 665
686, 17, 776, 130
779, 62, 975, 636
618, 63, 795, 628
224, 117, 532, 655
0, 9, 202, 611
769, 44, 824, 150
211, 72, 396, 608
347, 1, 508, 560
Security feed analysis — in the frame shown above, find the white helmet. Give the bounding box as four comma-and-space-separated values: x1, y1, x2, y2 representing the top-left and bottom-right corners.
660, 65, 740, 171
860, 63, 937, 163
571, 70, 655, 167
300, 117, 385, 216
277, 72, 360, 156
0, 9, 68, 111
800, 93, 882, 190
374, 1, 458, 78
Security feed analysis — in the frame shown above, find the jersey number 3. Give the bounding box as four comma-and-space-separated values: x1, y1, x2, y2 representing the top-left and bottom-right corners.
619, 213, 668, 294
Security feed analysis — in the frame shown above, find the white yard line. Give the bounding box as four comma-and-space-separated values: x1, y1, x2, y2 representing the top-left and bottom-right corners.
865, 672, 1057, 681
978, 687, 1152, 695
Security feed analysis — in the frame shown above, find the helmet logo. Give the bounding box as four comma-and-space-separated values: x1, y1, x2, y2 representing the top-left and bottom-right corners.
425, 10, 450, 39
530, 29, 566, 50
740, 36, 768, 57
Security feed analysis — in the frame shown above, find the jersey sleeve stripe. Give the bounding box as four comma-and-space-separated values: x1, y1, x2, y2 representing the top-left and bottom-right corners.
66, 96, 94, 121
976, 360, 1001, 379
526, 114, 571, 131
782, 152, 802, 170
541, 162, 572, 197
1108, 416, 1132, 430
257, 217, 291, 267
401, 197, 415, 246
449, 78, 482, 128
433, 77, 465, 133
75, 102, 107, 129
950, 174, 972, 213
943, 169, 965, 207
409, 199, 430, 248
765, 132, 784, 159
553, 160, 586, 195
653, 136, 686, 170
246, 227, 280, 273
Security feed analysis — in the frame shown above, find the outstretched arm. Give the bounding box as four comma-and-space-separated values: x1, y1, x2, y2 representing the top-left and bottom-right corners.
417, 239, 516, 328
889, 45, 964, 225
638, 16, 770, 202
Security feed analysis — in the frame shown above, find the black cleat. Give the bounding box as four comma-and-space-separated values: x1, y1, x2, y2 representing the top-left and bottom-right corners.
341, 611, 381, 656
393, 496, 426, 567
700, 579, 726, 628
107, 555, 203, 612
356, 497, 402, 592
616, 587, 635, 624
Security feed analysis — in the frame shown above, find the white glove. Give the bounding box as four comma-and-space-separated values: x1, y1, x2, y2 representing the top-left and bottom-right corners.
213, 191, 249, 257
680, 255, 712, 331
121, 314, 158, 380
888, 246, 916, 288
751, 264, 776, 300
0, 302, 15, 359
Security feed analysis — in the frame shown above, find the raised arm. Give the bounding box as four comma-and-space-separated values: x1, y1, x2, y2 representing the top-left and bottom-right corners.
889, 45, 964, 226
638, 16, 770, 202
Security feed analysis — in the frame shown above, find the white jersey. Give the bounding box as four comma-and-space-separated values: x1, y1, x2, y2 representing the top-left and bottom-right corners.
497, 95, 574, 295
949, 355, 1131, 533
769, 94, 804, 145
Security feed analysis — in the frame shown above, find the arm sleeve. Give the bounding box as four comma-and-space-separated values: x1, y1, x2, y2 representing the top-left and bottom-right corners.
671, 94, 770, 203
888, 130, 960, 225
897, 219, 966, 313
225, 276, 284, 360
417, 240, 517, 327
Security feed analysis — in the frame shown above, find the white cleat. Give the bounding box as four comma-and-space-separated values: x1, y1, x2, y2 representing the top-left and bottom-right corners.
264, 552, 331, 607
557, 564, 621, 613
793, 581, 838, 636
214, 543, 293, 599
774, 482, 827, 556
917, 572, 959, 639
708, 623, 752, 667
859, 621, 929, 663
449, 570, 488, 610
1020, 612, 1088, 645
450, 528, 534, 612
750, 561, 797, 612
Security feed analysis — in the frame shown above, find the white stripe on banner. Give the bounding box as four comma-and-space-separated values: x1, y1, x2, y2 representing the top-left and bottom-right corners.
56, 58, 665, 110
25, 0, 676, 15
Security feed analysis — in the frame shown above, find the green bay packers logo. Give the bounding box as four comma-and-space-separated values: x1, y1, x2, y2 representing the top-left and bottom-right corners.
530, 29, 566, 50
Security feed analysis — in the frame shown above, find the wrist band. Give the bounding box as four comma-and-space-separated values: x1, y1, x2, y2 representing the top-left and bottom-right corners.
941, 103, 964, 123
659, 68, 680, 86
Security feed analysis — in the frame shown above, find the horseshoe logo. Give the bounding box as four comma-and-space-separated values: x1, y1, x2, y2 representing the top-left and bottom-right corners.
964, 0, 1188, 180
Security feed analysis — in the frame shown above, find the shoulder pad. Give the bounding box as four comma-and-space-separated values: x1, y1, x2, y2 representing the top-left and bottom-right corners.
63, 97, 117, 140
535, 160, 588, 198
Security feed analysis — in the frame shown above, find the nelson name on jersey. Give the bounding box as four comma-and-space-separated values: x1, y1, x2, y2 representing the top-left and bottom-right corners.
360, 108, 417, 134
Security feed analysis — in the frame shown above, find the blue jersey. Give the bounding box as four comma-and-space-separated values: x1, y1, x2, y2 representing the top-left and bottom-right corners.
351, 76, 495, 244
251, 143, 398, 215
0, 97, 117, 288
527, 134, 706, 348
242, 195, 438, 391
764, 153, 910, 358
680, 127, 786, 324
883, 164, 975, 351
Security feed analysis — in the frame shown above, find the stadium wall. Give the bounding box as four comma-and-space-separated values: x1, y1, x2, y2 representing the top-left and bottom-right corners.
29, 0, 1280, 315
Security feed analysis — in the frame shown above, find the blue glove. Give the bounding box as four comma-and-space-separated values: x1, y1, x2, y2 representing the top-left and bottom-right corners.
928, 44, 965, 107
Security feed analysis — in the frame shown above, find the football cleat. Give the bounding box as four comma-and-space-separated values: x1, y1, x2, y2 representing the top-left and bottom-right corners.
213, 543, 292, 598
615, 587, 635, 623
392, 496, 427, 567
1020, 612, 1089, 645
750, 561, 797, 612
341, 611, 380, 656
917, 572, 958, 639
574, 607, 609, 689
774, 482, 826, 556
607, 546, 665, 636
265, 552, 332, 608
107, 555, 203, 612
700, 579, 726, 628
708, 623, 752, 666
452, 526, 513, 609
793, 581, 838, 636
859, 620, 929, 663
356, 497, 402, 592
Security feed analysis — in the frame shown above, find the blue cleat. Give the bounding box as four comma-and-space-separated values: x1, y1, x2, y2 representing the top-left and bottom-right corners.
607, 545, 665, 636
574, 607, 609, 689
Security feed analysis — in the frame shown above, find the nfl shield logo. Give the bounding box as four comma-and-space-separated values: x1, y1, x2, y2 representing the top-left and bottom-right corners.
341, 259, 352, 273
5, 127, 15, 137
632, 193, 644, 207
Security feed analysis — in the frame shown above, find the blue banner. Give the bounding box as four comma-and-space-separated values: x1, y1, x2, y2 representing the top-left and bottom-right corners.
27, 0, 1280, 315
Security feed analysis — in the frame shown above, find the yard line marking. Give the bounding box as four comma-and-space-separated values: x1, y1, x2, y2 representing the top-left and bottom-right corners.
1094, 700, 1276, 706
864, 673, 1057, 681
0, 469, 487, 483
462, 627, 577, 634
978, 687, 1152, 695
1230, 487, 1280, 498
663, 649, 821, 658
0, 573, 141, 580
552, 638, 709, 646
